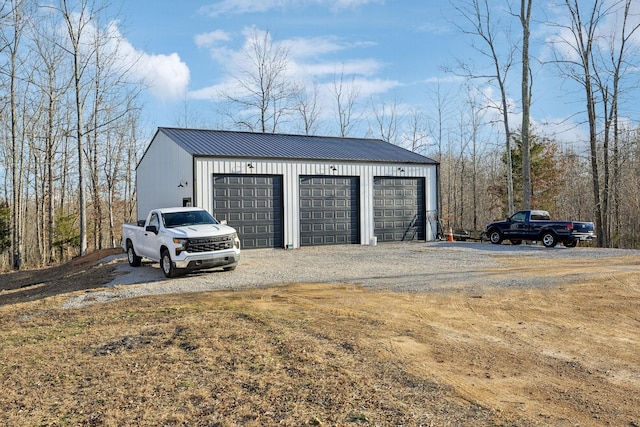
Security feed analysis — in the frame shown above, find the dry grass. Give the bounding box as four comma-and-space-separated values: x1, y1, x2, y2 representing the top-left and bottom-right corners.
1, 252, 640, 426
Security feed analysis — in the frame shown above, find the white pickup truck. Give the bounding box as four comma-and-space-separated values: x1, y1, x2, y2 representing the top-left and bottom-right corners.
121, 207, 240, 278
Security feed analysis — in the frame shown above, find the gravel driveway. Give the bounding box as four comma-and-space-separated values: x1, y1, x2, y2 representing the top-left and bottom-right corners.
63, 241, 639, 309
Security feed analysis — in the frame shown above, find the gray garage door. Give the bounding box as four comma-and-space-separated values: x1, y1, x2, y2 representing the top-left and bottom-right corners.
299, 176, 360, 246
213, 174, 283, 249
374, 177, 425, 242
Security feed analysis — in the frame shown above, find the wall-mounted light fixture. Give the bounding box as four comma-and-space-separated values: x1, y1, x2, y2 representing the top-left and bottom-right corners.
178, 180, 188, 188
398, 167, 405, 173
247, 163, 255, 169
329, 165, 337, 171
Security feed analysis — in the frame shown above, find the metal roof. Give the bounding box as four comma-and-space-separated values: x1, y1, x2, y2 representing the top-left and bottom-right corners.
157, 127, 438, 164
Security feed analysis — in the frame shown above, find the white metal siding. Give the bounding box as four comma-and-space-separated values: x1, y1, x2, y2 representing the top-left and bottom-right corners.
136, 133, 194, 220
194, 158, 437, 248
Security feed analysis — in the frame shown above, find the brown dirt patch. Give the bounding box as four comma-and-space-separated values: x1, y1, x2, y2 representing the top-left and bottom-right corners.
0, 248, 122, 306
0, 249, 639, 426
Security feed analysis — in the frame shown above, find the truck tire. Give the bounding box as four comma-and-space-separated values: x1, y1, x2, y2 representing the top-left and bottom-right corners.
161, 249, 177, 278
488, 229, 503, 244
541, 231, 558, 248
126, 241, 142, 267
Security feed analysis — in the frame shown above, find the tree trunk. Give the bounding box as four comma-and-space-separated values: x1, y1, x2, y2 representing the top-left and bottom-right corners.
520, 0, 533, 210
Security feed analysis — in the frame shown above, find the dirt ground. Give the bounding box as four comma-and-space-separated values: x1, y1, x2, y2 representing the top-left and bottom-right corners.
1, 247, 639, 426
0, 248, 123, 306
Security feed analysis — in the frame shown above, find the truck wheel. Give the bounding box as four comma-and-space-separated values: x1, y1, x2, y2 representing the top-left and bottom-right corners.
564, 239, 578, 248
161, 249, 177, 278
489, 229, 503, 244
541, 232, 558, 248
127, 242, 142, 267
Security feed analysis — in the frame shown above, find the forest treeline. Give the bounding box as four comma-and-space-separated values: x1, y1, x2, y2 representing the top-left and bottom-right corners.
1, 0, 640, 271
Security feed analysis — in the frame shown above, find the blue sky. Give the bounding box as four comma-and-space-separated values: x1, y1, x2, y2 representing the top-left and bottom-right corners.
110, 0, 640, 152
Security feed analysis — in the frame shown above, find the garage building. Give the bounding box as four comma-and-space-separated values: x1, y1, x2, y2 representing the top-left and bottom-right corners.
136, 127, 440, 249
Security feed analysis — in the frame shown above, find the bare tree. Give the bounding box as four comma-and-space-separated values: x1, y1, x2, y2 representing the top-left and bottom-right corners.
295, 82, 321, 135
519, 0, 533, 209
220, 28, 301, 133
0, 0, 148, 267
551, 0, 621, 246
590, 0, 640, 246
55, 0, 107, 256
466, 90, 486, 231
450, 89, 490, 230
369, 95, 400, 144
331, 66, 360, 137
172, 97, 205, 129
84, 12, 140, 250
31, 4, 71, 263
0, 0, 29, 268
451, 0, 516, 215
404, 108, 429, 154
425, 81, 455, 227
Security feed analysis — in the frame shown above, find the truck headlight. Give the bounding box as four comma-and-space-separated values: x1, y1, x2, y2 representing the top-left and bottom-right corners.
173, 238, 188, 255
233, 233, 240, 249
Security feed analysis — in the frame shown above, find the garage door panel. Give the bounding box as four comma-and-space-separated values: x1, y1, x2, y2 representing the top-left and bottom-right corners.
300, 176, 360, 246
213, 174, 283, 249
374, 177, 425, 242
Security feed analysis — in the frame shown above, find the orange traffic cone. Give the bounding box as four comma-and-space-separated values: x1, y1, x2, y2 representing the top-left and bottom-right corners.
448, 227, 454, 242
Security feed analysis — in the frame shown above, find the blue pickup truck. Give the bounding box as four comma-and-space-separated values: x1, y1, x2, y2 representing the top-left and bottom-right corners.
485, 210, 596, 248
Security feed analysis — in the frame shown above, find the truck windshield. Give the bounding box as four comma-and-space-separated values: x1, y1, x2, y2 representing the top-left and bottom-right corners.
162, 210, 219, 228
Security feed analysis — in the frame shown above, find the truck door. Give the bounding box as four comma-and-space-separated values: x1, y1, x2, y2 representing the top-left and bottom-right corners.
139, 212, 160, 259
507, 211, 529, 238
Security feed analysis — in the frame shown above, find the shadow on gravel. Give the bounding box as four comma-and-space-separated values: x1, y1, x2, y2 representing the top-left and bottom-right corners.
432, 241, 569, 252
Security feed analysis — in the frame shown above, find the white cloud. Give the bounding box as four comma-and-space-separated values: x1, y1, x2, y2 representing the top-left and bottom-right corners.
417, 21, 452, 36
59, 16, 191, 102
328, 0, 383, 11
352, 77, 401, 97
199, 0, 289, 16
194, 30, 231, 48
135, 52, 191, 101
300, 58, 383, 78
188, 82, 227, 101
199, 0, 383, 16
423, 75, 465, 85
284, 35, 345, 59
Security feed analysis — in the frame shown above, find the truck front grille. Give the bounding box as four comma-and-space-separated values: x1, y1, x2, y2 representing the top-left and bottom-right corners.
186, 234, 234, 252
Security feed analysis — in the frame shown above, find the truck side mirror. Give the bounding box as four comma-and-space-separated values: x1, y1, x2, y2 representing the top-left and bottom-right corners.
145, 225, 158, 234
220, 220, 228, 225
